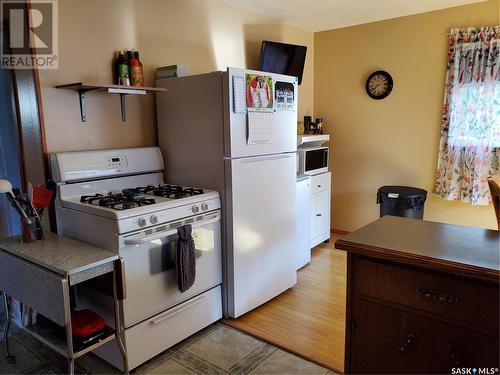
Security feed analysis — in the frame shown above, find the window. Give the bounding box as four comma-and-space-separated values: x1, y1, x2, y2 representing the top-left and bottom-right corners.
434, 27, 499, 205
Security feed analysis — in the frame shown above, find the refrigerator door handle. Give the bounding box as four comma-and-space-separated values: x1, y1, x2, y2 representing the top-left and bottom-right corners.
233, 153, 296, 164
246, 114, 249, 144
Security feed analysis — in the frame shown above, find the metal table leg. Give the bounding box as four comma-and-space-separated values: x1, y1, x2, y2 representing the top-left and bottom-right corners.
112, 268, 129, 374
1, 292, 16, 364
63, 282, 75, 375
65, 320, 75, 374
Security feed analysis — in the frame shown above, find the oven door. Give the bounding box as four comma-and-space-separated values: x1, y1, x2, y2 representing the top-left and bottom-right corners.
304, 147, 328, 175
119, 211, 222, 328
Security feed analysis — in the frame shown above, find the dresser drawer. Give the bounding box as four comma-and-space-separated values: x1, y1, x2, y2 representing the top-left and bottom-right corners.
431, 319, 499, 372
349, 299, 499, 374
350, 299, 433, 374
355, 258, 499, 334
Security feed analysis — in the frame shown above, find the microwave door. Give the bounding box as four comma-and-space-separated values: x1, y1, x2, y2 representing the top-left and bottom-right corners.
305, 148, 328, 174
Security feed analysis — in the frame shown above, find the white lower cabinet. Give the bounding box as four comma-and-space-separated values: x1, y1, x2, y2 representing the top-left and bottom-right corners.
310, 172, 331, 248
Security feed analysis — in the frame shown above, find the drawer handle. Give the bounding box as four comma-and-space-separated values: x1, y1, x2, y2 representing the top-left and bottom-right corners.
446, 338, 466, 367
398, 329, 421, 354
416, 287, 460, 304
150, 295, 205, 325
316, 214, 322, 217
317, 185, 322, 188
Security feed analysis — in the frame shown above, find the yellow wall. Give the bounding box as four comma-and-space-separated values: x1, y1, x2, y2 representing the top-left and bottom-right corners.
314, 0, 499, 231
40, 0, 314, 153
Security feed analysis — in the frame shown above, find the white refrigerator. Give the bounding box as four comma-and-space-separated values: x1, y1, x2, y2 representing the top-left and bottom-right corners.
156, 67, 298, 318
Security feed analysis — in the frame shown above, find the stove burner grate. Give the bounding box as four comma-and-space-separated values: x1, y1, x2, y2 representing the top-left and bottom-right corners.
79, 184, 205, 210
135, 184, 204, 199
80, 192, 156, 210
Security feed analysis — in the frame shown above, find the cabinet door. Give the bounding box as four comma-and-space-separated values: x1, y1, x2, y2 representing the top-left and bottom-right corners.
350, 299, 433, 374
310, 192, 318, 241
315, 189, 330, 237
429, 321, 499, 373
310, 190, 330, 245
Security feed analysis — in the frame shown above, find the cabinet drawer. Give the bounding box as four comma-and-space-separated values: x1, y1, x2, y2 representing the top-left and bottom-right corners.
350, 299, 433, 374
431, 320, 499, 372
355, 258, 499, 334
311, 172, 330, 194
125, 285, 221, 369
349, 299, 499, 374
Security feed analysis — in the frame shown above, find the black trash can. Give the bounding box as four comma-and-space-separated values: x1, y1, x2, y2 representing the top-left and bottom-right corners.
377, 186, 427, 219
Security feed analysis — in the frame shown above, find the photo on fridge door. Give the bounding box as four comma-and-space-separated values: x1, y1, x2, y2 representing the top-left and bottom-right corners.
275, 81, 295, 111
246, 74, 273, 111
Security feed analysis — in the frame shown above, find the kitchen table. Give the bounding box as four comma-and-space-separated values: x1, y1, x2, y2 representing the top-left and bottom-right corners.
0, 232, 128, 374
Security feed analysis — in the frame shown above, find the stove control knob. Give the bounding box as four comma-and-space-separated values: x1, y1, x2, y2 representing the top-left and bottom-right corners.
150, 215, 158, 224
201, 202, 209, 211
192, 205, 200, 214
138, 217, 147, 227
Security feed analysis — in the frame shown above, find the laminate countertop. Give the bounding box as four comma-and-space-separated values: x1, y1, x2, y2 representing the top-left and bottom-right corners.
0, 232, 118, 277
335, 216, 500, 283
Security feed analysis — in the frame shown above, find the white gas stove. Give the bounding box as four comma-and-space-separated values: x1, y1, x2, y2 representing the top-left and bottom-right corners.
51, 147, 223, 371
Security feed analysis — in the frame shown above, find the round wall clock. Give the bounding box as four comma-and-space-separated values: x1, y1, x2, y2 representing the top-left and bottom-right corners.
365, 71, 393, 100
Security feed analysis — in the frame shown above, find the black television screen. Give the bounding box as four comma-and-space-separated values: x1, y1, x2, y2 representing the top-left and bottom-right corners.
258, 41, 307, 85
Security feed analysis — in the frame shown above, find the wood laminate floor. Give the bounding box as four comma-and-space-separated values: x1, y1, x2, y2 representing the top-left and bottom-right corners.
222, 236, 346, 373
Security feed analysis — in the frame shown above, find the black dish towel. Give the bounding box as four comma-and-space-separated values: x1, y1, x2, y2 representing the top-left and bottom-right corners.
176, 224, 196, 293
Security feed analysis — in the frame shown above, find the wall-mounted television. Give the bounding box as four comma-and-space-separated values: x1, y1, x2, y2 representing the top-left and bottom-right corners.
258, 41, 307, 85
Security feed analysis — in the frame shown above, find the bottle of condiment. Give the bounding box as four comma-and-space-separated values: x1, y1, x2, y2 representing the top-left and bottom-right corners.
130, 51, 144, 87
116, 51, 130, 86
126, 50, 134, 72
113, 51, 121, 85
304, 116, 312, 134
297, 120, 305, 135
315, 118, 323, 134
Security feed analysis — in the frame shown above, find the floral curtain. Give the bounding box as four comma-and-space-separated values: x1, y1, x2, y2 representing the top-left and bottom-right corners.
434, 26, 500, 205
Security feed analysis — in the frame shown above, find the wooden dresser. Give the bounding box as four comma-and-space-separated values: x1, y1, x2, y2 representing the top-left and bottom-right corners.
335, 216, 499, 374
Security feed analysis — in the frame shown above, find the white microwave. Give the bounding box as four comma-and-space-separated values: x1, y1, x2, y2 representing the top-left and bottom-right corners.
297, 146, 329, 176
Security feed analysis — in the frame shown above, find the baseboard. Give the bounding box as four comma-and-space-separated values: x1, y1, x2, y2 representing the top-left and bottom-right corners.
331, 228, 350, 236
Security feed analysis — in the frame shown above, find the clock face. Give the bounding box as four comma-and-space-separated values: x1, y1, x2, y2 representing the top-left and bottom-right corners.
366, 71, 393, 100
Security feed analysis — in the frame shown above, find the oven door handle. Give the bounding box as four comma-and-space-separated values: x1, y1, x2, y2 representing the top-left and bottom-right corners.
123, 212, 220, 245
124, 228, 178, 245
150, 294, 206, 325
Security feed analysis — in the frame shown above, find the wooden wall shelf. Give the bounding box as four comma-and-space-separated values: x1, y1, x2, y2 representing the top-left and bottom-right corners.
55, 82, 167, 122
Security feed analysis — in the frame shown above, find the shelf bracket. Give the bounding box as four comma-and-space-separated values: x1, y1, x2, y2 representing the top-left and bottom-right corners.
78, 89, 87, 122
120, 94, 126, 122
76, 88, 99, 122
107, 88, 147, 123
